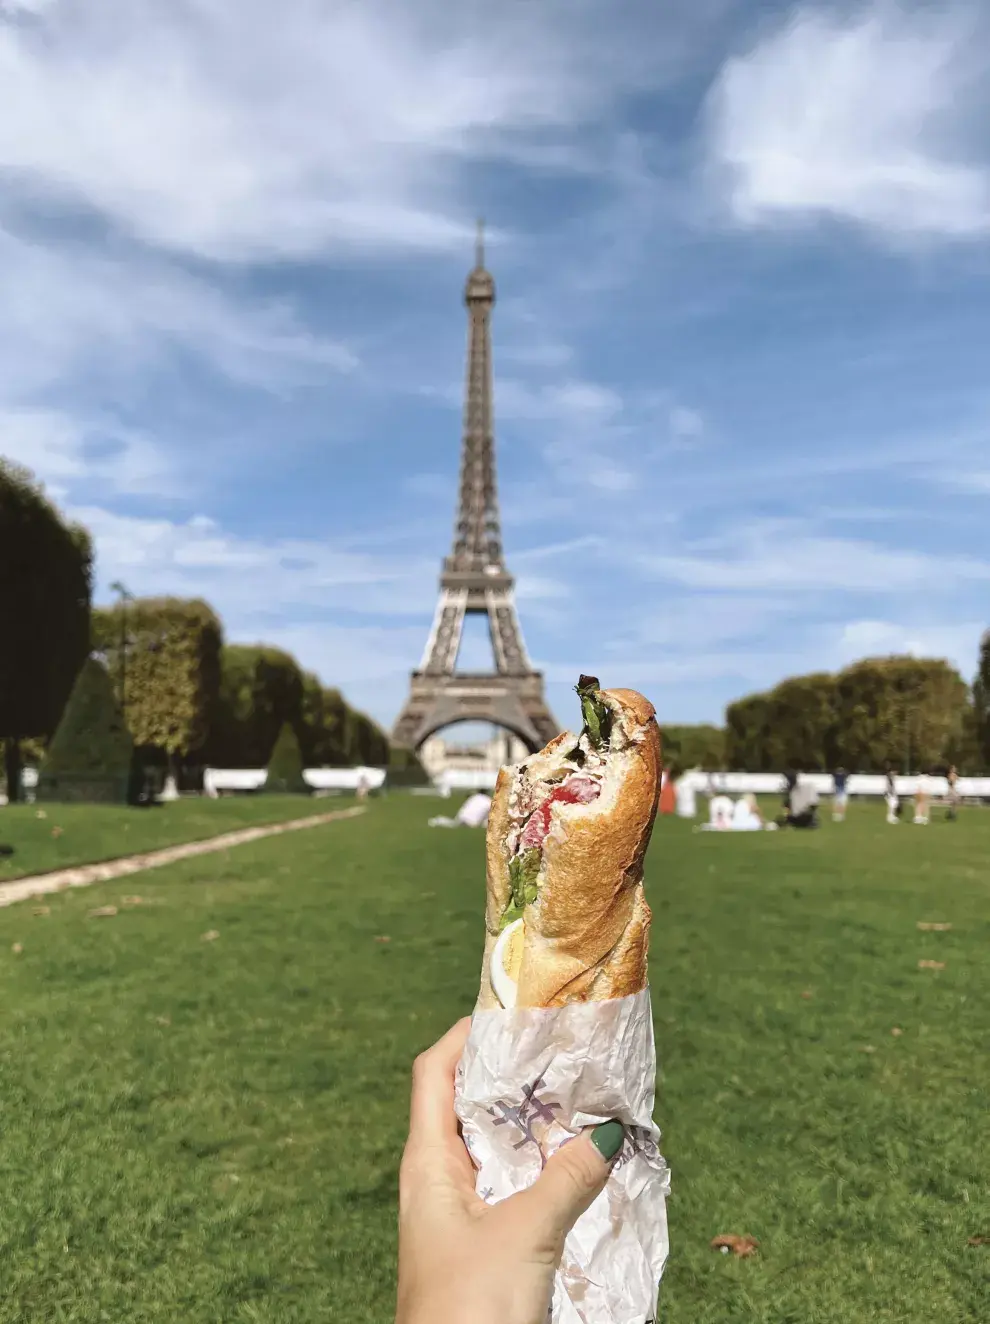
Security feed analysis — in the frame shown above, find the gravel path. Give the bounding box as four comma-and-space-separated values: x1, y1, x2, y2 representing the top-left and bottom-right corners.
0, 805, 368, 909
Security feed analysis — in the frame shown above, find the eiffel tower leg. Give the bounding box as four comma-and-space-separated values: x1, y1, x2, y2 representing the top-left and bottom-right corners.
392, 673, 559, 754
486, 588, 530, 673
420, 589, 467, 674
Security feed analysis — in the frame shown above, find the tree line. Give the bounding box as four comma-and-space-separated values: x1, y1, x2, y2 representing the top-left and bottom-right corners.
662, 648, 990, 775
1, 462, 405, 800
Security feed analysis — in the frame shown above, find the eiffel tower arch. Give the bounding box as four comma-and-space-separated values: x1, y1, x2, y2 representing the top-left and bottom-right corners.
392, 223, 559, 754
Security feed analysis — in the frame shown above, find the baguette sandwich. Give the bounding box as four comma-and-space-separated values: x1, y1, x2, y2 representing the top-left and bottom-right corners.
478, 676, 661, 1010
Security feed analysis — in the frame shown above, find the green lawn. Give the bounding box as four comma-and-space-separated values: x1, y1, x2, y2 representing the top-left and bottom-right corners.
0, 797, 985, 1322
0, 795, 346, 881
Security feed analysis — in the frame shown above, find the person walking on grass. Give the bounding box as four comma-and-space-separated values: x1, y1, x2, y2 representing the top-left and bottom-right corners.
946, 764, 960, 821
913, 768, 931, 825
832, 766, 848, 822
884, 764, 899, 825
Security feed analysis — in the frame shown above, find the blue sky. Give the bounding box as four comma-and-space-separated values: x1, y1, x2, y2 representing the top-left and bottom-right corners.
3, 0, 990, 736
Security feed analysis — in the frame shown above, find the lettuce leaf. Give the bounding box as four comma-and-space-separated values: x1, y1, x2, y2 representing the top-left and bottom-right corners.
575, 674, 612, 749
501, 847, 541, 928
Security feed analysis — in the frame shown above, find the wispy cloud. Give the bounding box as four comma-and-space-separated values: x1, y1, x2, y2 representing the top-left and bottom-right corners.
0, 0, 670, 262
628, 524, 990, 593
73, 505, 437, 620
707, 2, 990, 239
0, 226, 356, 403
0, 406, 178, 498
836, 619, 984, 671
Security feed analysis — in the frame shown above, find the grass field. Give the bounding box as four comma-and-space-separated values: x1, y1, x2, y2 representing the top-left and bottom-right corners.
0, 796, 985, 1322
0, 795, 346, 881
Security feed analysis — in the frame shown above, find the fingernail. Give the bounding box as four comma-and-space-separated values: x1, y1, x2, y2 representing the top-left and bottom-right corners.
590, 1119, 624, 1162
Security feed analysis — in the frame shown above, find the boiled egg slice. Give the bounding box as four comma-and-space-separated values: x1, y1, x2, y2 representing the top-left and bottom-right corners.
491, 917, 524, 1009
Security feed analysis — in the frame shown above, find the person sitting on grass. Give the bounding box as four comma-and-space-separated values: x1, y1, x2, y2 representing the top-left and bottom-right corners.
778, 772, 819, 829
428, 792, 493, 830
731, 792, 765, 831
884, 765, 900, 825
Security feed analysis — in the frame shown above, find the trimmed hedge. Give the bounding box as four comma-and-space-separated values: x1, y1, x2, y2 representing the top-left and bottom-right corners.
93, 597, 222, 763
37, 657, 133, 804
264, 722, 308, 795
0, 460, 92, 799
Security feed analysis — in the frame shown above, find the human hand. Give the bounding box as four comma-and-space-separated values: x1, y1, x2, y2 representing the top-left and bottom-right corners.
396, 1017, 624, 1324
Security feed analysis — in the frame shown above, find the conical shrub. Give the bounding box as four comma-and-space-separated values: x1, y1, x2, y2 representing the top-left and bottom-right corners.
37, 657, 133, 803
264, 722, 308, 794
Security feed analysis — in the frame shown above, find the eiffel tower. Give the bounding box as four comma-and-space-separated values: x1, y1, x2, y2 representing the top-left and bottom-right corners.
392, 223, 559, 753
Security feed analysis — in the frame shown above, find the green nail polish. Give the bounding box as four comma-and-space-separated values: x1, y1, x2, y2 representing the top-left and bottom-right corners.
590, 1119, 624, 1162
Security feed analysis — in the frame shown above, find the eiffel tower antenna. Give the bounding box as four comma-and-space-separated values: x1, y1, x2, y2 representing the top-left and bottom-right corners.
392, 227, 559, 753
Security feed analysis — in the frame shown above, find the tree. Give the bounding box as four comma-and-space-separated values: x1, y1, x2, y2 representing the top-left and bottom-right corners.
299, 672, 354, 766
348, 710, 390, 765
388, 744, 430, 786
92, 597, 222, 773
298, 671, 327, 766
974, 631, 990, 772
0, 461, 92, 800
763, 674, 837, 772
207, 645, 304, 766
724, 693, 774, 771
659, 724, 724, 775
833, 656, 969, 772
37, 657, 133, 803
321, 687, 355, 766
264, 722, 308, 794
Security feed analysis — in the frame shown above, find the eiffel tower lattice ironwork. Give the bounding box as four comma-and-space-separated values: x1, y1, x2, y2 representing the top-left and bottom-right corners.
392, 223, 559, 752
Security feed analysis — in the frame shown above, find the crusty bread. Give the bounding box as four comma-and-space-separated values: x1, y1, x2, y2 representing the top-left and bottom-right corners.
476, 685, 661, 1010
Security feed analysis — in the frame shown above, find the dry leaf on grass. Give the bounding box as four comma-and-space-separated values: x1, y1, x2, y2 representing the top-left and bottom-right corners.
918, 959, 945, 971
201, 930, 220, 942
800, 990, 813, 1000
11, 942, 23, 954
967, 1235, 988, 1247
710, 1234, 759, 1258
155, 1015, 171, 1026
374, 935, 391, 944
35, 810, 46, 819
121, 896, 145, 907
88, 905, 118, 919
916, 921, 952, 932
51, 827, 64, 839
858, 1045, 876, 1054
32, 906, 50, 917
891, 1027, 903, 1037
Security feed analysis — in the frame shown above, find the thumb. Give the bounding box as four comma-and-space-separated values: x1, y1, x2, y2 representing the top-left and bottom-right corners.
514, 1120, 624, 1240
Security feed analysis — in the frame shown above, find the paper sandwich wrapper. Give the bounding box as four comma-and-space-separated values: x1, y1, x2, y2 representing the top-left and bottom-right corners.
454, 987, 670, 1324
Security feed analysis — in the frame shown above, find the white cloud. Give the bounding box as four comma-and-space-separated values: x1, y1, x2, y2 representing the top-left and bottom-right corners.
939, 470, 990, 495
623, 519, 990, 594
0, 406, 177, 497
0, 0, 660, 262
707, 3, 990, 238
0, 226, 355, 403
73, 504, 437, 620
0, 222, 357, 499
0, 1, 53, 13
669, 404, 704, 442
497, 378, 624, 424
836, 619, 982, 675
515, 574, 570, 602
